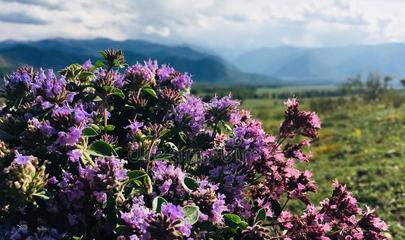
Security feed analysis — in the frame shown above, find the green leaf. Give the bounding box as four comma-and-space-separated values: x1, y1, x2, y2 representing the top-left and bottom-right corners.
94, 60, 106, 68
99, 51, 108, 60
164, 142, 179, 152
159, 128, 170, 138
254, 208, 266, 223
106, 193, 118, 224
183, 205, 199, 225
182, 177, 199, 191
104, 124, 116, 131
32, 191, 50, 200
88, 124, 100, 131
88, 141, 117, 157
79, 71, 95, 79
179, 132, 187, 144
238, 221, 248, 229
93, 96, 103, 102
124, 104, 136, 110
270, 199, 282, 218
223, 214, 242, 229
127, 169, 147, 181
82, 127, 99, 137
152, 196, 167, 213
223, 122, 233, 132
112, 88, 125, 99
103, 86, 115, 94
143, 87, 157, 99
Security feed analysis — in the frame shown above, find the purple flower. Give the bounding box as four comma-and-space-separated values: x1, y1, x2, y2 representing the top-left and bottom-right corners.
161, 203, 184, 221
211, 194, 227, 224
93, 191, 107, 204
126, 62, 155, 85
29, 118, 56, 137
5, 68, 32, 92
280, 98, 321, 138
210, 95, 239, 111
121, 197, 152, 237
67, 149, 82, 163
175, 95, 207, 135
151, 161, 187, 200
82, 59, 92, 70
14, 151, 30, 165
125, 119, 143, 134
73, 104, 90, 124
157, 65, 175, 82
115, 169, 127, 181
56, 127, 82, 146
32, 69, 67, 100
171, 73, 192, 89
48, 176, 58, 184
41, 101, 54, 110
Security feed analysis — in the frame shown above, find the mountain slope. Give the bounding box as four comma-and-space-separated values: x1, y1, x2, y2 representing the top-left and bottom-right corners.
0, 38, 278, 85
273, 54, 338, 84
234, 43, 405, 84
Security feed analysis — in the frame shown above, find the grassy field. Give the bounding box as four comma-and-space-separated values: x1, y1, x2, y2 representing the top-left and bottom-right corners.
241, 96, 405, 239
255, 84, 338, 95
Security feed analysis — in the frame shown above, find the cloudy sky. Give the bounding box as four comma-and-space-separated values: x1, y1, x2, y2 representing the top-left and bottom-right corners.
1, 0, 404, 55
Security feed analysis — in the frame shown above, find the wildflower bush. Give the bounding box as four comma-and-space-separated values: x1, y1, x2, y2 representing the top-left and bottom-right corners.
0, 50, 388, 239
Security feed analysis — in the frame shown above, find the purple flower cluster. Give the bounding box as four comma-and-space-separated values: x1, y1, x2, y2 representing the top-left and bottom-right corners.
280, 98, 321, 138
175, 95, 207, 136
279, 181, 388, 239
151, 161, 186, 198
55, 156, 127, 226
4, 67, 32, 94
119, 199, 192, 239
0, 50, 387, 239
32, 69, 68, 104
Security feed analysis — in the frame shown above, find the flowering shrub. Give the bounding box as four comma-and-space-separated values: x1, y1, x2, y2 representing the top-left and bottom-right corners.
0, 49, 388, 239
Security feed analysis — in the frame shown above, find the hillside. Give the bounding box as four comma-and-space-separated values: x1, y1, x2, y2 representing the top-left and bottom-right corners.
0, 38, 278, 85
234, 43, 405, 84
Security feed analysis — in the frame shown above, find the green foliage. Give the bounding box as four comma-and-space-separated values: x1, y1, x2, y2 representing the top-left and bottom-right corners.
88, 140, 117, 157
152, 196, 168, 213
183, 205, 199, 225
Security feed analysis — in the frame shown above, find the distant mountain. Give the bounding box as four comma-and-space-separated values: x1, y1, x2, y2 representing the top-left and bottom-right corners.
234, 43, 405, 84
0, 38, 278, 85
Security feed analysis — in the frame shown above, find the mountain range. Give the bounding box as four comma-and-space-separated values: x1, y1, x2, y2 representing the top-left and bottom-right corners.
0, 38, 277, 85
233, 44, 405, 84
1, 38, 405, 86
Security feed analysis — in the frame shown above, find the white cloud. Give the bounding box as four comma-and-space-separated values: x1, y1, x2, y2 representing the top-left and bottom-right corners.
144, 25, 171, 37
0, 0, 404, 55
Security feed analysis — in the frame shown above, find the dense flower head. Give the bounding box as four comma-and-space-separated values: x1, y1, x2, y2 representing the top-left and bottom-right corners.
175, 95, 207, 136
0, 50, 387, 239
120, 196, 153, 238
151, 161, 186, 198
280, 181, 388, 240
32, 69, 68, 105
280, 98, 321, 138
126, 62, 156, 86
4, 67, 33, 94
